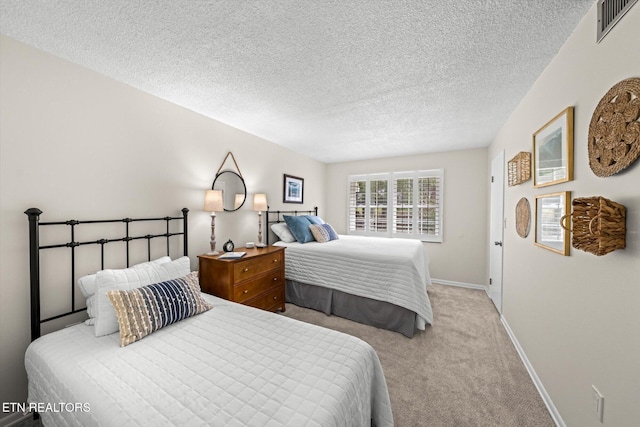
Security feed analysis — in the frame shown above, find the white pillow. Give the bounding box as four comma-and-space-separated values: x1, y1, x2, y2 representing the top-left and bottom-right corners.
93, 264, 162, 337
78, 274, 97, 298
84, 295, 96, 326
143, 255, 172, 267
271, 223, 296, 243
155, 256, 190, 281
93, 256, 191, 337
77, 256, 171, 298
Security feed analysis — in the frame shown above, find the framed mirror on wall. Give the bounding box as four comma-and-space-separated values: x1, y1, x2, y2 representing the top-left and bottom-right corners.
211, 152, 246, 212
212, 171, 246, 211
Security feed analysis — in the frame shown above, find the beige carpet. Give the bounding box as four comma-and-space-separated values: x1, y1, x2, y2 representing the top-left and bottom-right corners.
281, 284, 555, 427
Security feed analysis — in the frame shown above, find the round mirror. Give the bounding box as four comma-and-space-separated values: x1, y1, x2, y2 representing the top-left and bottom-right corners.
212, 171, 246, 212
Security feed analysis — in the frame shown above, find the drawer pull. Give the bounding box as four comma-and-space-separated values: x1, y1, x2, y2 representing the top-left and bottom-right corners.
273, 277, 278, 281
273, 259, 278, 263
243, 290, 249, 294
273, 296, 278, 300
243, 268, 249, 272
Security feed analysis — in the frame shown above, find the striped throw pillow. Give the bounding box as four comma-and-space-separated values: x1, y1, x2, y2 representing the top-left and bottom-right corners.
309, 223, 339, 243
107, 271, 213, 347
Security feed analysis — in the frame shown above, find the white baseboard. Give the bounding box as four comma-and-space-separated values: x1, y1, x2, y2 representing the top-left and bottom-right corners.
500, 316, 566, 427
430, 278, 487, 291
0, 412, 32, 427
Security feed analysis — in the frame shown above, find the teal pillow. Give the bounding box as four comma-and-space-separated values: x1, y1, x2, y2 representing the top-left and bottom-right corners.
283, 215, 315, 243
304, 215, 325, 225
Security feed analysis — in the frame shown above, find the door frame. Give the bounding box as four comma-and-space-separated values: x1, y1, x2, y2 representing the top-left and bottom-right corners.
489, 151, 505, 314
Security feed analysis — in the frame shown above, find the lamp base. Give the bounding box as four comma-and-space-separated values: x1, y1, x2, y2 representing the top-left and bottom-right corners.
207, 250, 220, 255
255, 243, 267, 248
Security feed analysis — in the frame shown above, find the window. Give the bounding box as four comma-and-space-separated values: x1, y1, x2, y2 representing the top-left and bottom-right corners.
348, 174, 389, 237
348, 170, 443, 242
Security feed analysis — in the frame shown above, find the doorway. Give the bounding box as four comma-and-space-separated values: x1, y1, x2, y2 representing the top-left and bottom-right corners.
489, 151, 505, 314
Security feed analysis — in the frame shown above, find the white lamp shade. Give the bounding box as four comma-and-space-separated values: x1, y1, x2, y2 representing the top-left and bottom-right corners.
253, 193, 268, 211
204, 190, 223, 212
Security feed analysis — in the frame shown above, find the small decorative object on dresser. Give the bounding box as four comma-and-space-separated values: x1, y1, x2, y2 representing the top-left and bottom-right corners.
198, 246, 285, 312
223, 239, 235, 252
218, 251, 246, 259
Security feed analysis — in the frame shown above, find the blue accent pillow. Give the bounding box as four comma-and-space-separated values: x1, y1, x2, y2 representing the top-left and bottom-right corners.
309, 224, 339, 243
283, 215, 315, 243
304, 215, 325, 225
107, 272, 213, 347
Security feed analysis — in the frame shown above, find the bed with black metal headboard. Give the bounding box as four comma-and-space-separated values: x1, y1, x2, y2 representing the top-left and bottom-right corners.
25, 207, 189, 341
264, 208, 433, 338
22, 207, 394, 427
265, 207, 318, 245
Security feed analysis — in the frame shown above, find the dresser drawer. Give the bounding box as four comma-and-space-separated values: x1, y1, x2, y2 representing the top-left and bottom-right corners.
233, 269, 284, 303
244, 286, 285, 311
233, 252, 283, 283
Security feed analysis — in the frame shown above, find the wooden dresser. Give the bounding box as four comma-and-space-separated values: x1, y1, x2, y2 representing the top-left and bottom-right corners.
198, 246, 286, 312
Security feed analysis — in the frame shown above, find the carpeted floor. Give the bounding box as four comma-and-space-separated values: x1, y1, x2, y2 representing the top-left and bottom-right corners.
281, 284, 555, 427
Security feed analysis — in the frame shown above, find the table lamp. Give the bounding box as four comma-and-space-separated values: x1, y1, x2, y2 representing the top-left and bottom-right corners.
253, 194, 268, 248
204, 189, 223, 254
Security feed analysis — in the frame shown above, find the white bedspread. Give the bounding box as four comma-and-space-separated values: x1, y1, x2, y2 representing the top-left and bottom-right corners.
275, 235, 433, 328
25, 294, 393, 427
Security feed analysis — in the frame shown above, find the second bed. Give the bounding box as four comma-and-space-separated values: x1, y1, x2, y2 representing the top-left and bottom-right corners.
268, 212, 433, 338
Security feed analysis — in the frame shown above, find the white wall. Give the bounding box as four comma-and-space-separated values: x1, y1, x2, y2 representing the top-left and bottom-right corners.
325, 148, 488, 286
488, 3, 640, 426
0, 35, 325, 416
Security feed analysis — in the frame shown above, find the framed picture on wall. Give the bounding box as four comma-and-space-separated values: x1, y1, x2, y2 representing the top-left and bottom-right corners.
283, 174, 304, 204
534, 191, 571, 256
533, 106, 574, 187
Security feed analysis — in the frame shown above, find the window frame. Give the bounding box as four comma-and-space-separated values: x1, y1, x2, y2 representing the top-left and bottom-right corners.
347, 169, 444, 242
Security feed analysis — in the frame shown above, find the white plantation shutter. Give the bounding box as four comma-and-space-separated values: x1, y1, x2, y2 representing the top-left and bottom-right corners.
415, 171, 443, 241
369, 178, 388, 233
393, 173, 414, 235
348, 174, 389, 236
348, 178, 366, 232
348, 170, 443, 242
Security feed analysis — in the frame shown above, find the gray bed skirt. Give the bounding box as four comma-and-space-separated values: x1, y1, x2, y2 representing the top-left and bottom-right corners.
285, 279, 418, 338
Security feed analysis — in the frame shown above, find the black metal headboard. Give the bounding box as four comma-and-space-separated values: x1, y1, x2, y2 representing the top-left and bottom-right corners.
25, 208, 189, 341
265, 207, 318, 245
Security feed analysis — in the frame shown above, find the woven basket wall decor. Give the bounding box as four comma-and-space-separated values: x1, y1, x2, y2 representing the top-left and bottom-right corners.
515, 198, 530, 238
507, 152, 531, 186
560, 196, 626, 256
588, 77, 640, 177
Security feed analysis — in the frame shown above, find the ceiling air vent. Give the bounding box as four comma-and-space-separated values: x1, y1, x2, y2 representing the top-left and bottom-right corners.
597, 0, 638, 42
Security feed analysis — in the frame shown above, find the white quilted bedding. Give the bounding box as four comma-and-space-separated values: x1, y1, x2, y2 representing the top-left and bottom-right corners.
274, 235, 433, 328
25, 294, 393, 427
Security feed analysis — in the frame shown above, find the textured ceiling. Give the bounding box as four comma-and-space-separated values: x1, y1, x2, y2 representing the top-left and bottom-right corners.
0, 1, 594, 163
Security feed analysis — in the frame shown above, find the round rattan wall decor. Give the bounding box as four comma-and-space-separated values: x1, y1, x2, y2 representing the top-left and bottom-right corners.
515, 197, 530, 238
588, 77, 640, 177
